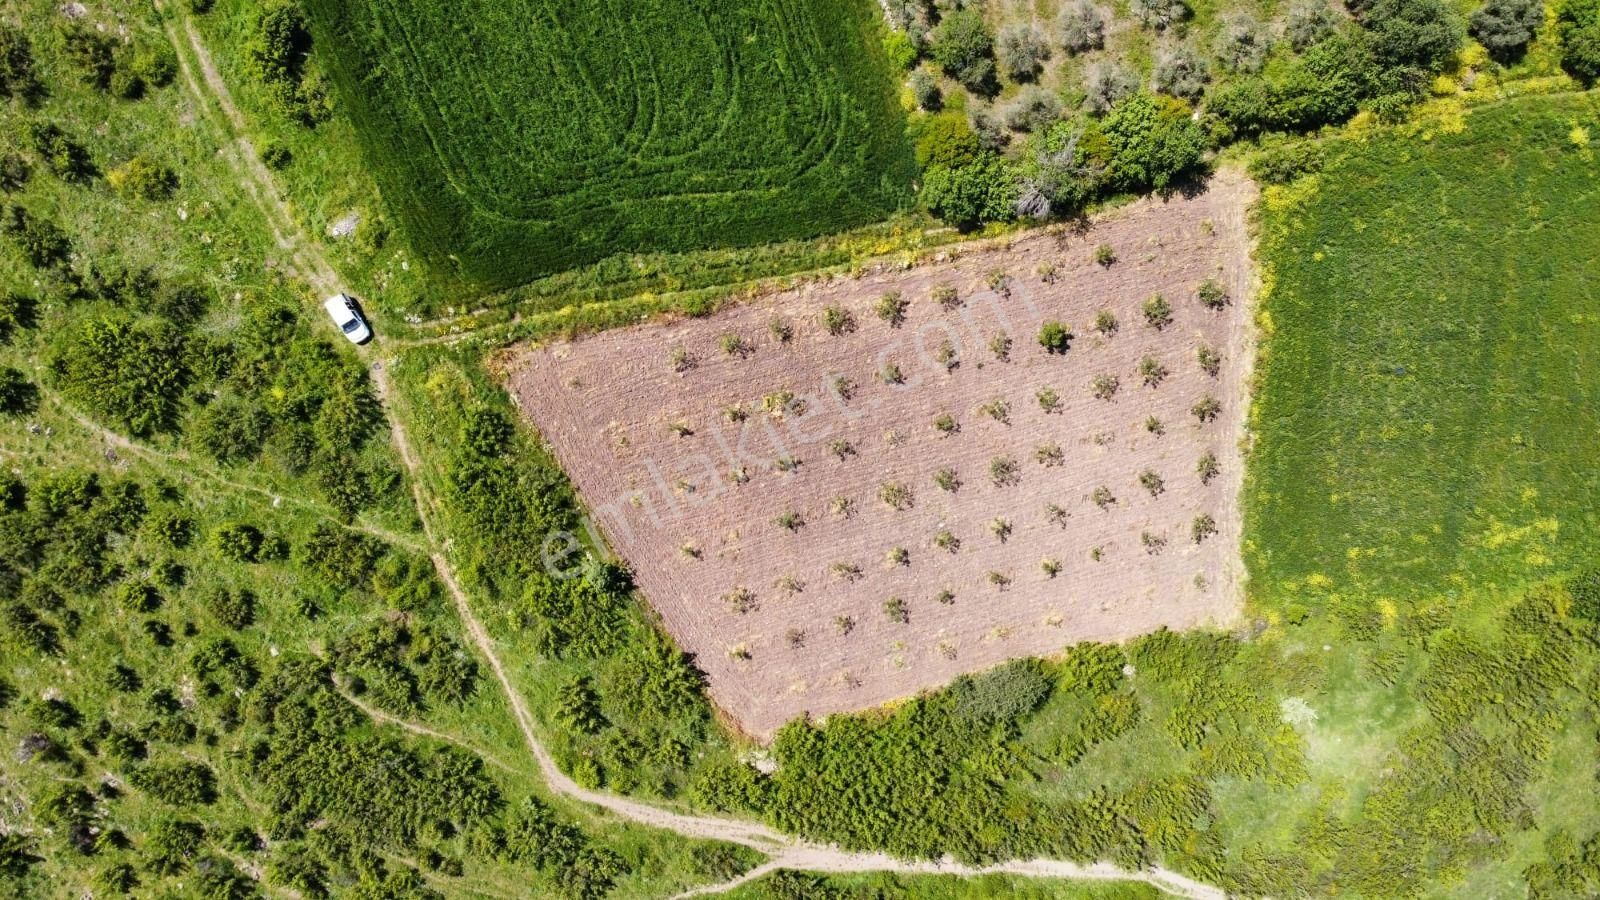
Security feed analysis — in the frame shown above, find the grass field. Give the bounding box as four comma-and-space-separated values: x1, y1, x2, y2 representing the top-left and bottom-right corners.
1246, 92, 1600, 608
300, 0, 916, 292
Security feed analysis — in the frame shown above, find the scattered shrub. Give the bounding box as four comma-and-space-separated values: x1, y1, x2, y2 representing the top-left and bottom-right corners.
1133, 0, 1189, 30
909, 69, 942, 111
1038, 321, 1073, 353
1216, 14, 1271, 73
1193, 396, 1222, 422
1286, 0, 1341, 50
997, 23, 1051, 81
1003, 86, 1062, 132
1153, 45, 1209, 100
1057, 1, 1109, 53
1091, 373, 1120, 400
1083, 62, 1139, 113
1143, 294, 1174, 329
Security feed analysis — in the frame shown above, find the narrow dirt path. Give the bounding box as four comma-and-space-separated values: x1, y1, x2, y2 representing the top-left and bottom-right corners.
338, 689, 518, 775
160, 9, 1230, 897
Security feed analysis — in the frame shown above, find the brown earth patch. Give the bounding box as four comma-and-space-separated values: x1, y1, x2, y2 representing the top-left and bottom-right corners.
506, 172, 1256, 739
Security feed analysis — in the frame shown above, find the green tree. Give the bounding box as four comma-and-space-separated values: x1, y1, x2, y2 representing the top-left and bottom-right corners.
1095, 93, 1207, 191
931, 9, 997, 94
921, 154, 1018, 228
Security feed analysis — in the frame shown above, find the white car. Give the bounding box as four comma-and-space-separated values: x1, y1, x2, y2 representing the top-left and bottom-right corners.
323, 293, 372, 344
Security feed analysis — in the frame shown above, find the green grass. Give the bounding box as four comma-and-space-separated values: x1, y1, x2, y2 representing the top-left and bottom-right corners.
1246, 92, 1600, 608
299, 0, 915, 292
722, 870, 1167, 899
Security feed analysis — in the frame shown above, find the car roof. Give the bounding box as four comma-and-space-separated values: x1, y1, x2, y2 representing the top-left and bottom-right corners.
323, 294, 354, 315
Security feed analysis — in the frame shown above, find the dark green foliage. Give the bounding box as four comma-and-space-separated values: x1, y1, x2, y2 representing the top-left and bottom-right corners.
192, 398, 272, 463
1471, 0, 1543, 60
298, 523, 383, 587
0, 25, 42, 102
143, 818, 205, 876
921, 154, 1020, 228
1249, 142, 1325, 184
0, 366, 36, 415
0, 292, 36, 340
931, 10, 998, 94
29, 122, 96, 182
471, 797, 629, 900
201, 584, 257, 630
28, 696, 82, 730
248, 4, 331, 126
269, 843, 328, 898
213, 522, 265, 563
1561, 0, 1600, 83
553, 677, 607, 734
248, 658, 502, 851
192, 855, 256, 899
0, 833, 41, 879
302, 0, 913, 291
50, 315, 189, 436
689, 759, 773, 813
600, 631, 706, 729
59, 26, 116, 92
1362, 0, 1464, 76
0, 204, 71, 269
950, 660, 1052, 727
524, 575, 629, 659
190, 638, 259, 691
130, 760, 218, 806
330, 619, 478, 714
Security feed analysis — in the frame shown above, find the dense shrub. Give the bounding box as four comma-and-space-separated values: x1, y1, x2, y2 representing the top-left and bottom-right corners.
0, 205, 72, 270
249, 4, 332, 126
908, 68, 941, 111
109, 156, 178, 200
1470, 0, 1543, 60
914, 112, 981, 169
212, 522, 265, 563
50, 315, 189, 436
60, 26, 116, 92
0, 366, 37, 416
1362, 0, 1464, 77
1560, 0, 1600, 83
29, 122, 96, 182
192, 398, 271, 463
921, 154, 1019, 228
130, 761, 218, 806
201, 584, 257, 630
1094, 93, 1207, 191
0, 26, 42, 102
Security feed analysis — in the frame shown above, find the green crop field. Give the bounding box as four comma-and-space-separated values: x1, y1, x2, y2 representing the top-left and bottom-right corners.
301, 0, 916, 291
1247, 94, 1600, 608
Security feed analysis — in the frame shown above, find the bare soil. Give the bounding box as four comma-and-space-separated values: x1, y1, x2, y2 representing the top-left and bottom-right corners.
508, 173, 1256, 739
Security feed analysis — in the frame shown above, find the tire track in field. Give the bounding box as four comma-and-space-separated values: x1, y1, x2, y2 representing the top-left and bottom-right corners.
159, 9, 1229, 897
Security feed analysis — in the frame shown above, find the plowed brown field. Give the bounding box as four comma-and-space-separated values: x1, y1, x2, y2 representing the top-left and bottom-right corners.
507, 173, 1255, 738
